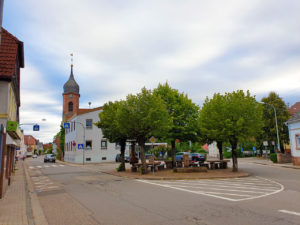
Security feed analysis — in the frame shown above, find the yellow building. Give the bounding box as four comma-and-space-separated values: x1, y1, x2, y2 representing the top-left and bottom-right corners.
0, 28, 24, 198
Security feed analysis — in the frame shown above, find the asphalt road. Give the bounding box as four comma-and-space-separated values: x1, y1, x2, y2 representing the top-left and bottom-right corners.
26, 157, 300, 225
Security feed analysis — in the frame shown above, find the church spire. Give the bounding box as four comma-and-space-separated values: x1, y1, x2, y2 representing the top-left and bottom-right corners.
63, 53, 79, 94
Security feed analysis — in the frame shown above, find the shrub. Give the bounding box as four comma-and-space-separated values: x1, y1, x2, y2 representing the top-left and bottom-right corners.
270, 153, 277, 163
116, 163, 125, 172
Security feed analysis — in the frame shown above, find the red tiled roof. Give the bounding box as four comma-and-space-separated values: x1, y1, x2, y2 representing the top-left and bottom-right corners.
0, 28, 24, 79
24, 135, 37, 145
289, 102, 300, 116
67, 106, 103, 121
78, 106, 103, 115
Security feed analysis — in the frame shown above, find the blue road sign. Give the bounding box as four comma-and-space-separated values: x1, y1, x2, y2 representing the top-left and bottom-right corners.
64, 122, 70, 129
253, 147, 256, 151
78, 144, 84, 149
241, 147, 243, 152
33, 124, 39, 131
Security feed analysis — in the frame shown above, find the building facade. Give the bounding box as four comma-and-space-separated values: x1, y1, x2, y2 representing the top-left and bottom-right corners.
62, 65, 119, 163
287, 111, 300, 166
0, 28, 24, 198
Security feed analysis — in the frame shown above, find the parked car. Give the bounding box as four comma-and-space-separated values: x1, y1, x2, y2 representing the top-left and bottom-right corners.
32, 154, 38, 159
191, 153, 206, 163
115, 154, 130, 162
44, 154, 56, 163
176, 152, 192, 161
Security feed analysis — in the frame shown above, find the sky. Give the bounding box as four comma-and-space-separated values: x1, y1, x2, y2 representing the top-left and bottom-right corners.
3, 0, 300, 143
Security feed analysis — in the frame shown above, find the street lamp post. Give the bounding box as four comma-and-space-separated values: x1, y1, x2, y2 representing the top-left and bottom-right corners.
261, 102, 281, 153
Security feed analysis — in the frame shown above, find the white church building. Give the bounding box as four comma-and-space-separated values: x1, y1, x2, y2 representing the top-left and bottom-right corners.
62, 65, 119, 163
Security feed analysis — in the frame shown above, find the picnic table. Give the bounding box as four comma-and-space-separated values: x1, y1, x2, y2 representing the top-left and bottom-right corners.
206, 159, 230, 169
133, 162, 162, 172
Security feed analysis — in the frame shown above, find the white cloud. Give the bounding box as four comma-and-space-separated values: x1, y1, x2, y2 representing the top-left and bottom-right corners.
4, 0, 300, 142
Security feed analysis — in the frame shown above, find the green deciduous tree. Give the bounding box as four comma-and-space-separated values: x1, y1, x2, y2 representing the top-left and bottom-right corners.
153, 82, 200, 167
260, 92, 290, 152
223, 90, 263, 171
198, 90, 263, 172
96, 100, 128, 171
198, 93, 227, 160
120, 87, 170, 174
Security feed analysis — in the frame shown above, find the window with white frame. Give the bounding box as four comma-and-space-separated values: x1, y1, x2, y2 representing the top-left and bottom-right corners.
86, 119, 93, 129
295, 134, 300, 150
101, 139, 107, 150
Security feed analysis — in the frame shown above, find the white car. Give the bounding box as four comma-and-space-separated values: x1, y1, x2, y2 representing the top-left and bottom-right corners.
32, 154, 38, 158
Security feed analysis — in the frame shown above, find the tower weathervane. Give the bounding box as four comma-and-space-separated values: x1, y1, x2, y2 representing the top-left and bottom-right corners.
70, 53, 73, 67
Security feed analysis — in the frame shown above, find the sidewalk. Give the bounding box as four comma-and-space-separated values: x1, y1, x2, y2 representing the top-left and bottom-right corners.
0, 161, 31, 225
240, 157, 300, 169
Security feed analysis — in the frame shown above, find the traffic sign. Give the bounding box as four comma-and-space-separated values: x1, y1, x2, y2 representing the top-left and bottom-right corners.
33, 124, 39, 131
78, 144, 84, 149
149, 136, 156, 143
253, 147, 256, 151
263, 141, 268, 146
64, 122, 70, 129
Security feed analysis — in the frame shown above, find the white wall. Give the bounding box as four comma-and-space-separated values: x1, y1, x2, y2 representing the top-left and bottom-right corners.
64, 109, 120, 163
288, 122, 300, 158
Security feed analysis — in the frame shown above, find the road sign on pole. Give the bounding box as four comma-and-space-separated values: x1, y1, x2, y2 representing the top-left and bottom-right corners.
33, 124, 39, 131
78, 144, 84, 149
64, 122, 70, 129
149, 136, 156, 143
263, 141, 268, 146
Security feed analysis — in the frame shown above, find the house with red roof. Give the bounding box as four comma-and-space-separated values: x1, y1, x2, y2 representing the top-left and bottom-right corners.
0, 28, 24, 198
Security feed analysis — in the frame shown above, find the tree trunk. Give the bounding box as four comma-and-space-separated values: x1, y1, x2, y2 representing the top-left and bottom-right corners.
138, 139, 147, 174
119, 140, 126, 171
217, 141, 223, 160
130, 141, 138, 164
171, 140, 176, 168
230, 138, 238, 172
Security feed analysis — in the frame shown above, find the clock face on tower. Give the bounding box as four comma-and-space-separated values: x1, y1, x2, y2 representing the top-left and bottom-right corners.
69, 94, 73, 98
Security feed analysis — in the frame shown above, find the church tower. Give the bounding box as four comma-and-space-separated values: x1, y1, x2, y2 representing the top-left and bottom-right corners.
62, 64, 80, 121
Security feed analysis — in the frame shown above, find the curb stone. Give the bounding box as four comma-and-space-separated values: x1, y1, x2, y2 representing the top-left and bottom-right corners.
102, 170, 250, 180
251, 162, 300, 169
23, 161, 49, 225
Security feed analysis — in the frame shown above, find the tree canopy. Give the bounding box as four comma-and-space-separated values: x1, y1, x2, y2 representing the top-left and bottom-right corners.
119, 87, 170, 173
96, 100, 128, 171
260, 92, 290, 152
198, 93, 227, 159
153, 82, 200, 166
199, 90, 263, 171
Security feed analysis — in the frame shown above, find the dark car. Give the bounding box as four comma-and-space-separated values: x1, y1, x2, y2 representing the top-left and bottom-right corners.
191, 153, 206, 163
115, 154, 130, 162
176, 152, 192, 161
44, 154, 56, 163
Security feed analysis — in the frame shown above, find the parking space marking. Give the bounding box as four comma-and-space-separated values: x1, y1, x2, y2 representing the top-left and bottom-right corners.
138, 176, 284, 202
279, 210, 300, 216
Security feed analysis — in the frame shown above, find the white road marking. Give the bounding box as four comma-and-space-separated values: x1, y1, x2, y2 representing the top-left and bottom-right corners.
51, 165, 58, 167
37, 166, 42, 168
58, 164, 65, 167
29, 166, 34, 169
279, 210, 300, 216
138, 176, 284, 202
44, 165, 50, 168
